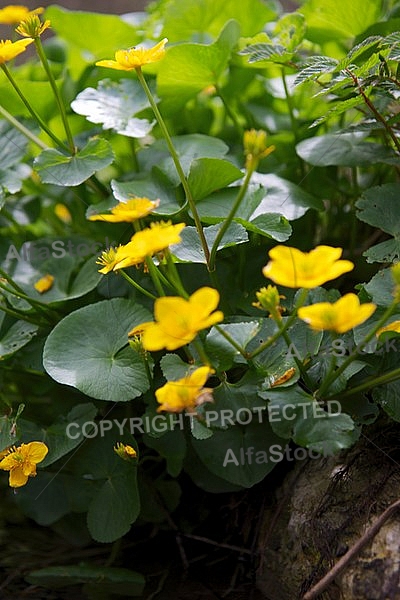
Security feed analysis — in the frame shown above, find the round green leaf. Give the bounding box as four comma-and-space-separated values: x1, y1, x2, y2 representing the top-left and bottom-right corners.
43, 298, 151, 401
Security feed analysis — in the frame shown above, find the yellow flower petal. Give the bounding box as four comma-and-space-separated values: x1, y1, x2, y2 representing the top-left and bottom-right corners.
0, 37, 34, 63
262, 245, 354, 288
0, 5, 43, 25
0, 441, 48, 488
298, 293, 376, 333
88, 198, 160, 223
131, 287, 223, 351
156, 366, 214, 413
34, 274, 54, 293
96, 38, 168, 71
376, 320, 400, 337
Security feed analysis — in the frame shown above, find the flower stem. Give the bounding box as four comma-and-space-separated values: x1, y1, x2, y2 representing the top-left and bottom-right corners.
325, 366, 400, 401
0, 103, 48, 149
135, 67, 210, 267
1, 64, 68, 151
119, 269, 157, 300
145, 257, 165, 297
248, 288, 309, 359
208, 167, 253, 272
34, 37, 76, 153
317, 301, 399, 398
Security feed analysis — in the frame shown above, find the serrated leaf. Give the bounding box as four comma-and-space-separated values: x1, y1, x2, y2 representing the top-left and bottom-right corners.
294, 56, 338, 85
34, 137, 114, 186
43, 299, 152, 402
71, 79, 154, 138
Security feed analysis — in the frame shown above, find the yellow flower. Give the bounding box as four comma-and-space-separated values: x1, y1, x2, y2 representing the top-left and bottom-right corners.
96, 38, 168, 71
0, 441, 48, 488
88, 198, 160, 223
244, 129, 275, 170
0, 38, 34, 64
112, 221, 185, 270
156, 366, 215, 413
376, 320, 400, 337
34, 273, 54, 293
114, 442, 137, 461
16, 14, 50, 38
0, 5, 43, 25
262, 245, 354, 289
129, 287, 224, 350
297, 293, 376, 333
54, 203, 72, 224
96, 246, 122, 274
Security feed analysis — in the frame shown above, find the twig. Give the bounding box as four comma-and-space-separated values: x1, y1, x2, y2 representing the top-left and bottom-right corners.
302, 497, 400, 599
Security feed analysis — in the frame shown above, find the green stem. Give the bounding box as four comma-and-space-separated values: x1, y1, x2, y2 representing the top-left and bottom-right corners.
325, 366, 400, 401
145, 257, 165, 297
215, 84, 244, 137
0, 103, 48, 149
119, 269, 157, 300
0, 281, 57, 321
248, 288, 309, 359
213, 324, 248, 358
317, 301, 399, 398
34, 37, 76, 153
0, 301, 46, 326
209, 167, 253, 272
1, 64, 68, 150
164, 250, 189, 298
135, 67, 210, 267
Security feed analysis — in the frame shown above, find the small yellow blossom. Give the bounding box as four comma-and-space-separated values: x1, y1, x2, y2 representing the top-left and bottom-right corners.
262, 245, 354, 289
54, 203, 72, 223
244, 129, 275, 171
34, 273, 54, 293
96, 38, 168, 71
114, 442, 137, 461
16, 14, 50, 38
297, 293, 376, 333
156, 366, 215, 413
111, 221, 185, 270
376, 320, 400, 337
88, 198, 160, 223
129, 287, 223, 351
253, 285, 285, 316
0, 441, 48, 488
0, 5, 43, 25
0, 38, 34, 64
96, 246, 122, 274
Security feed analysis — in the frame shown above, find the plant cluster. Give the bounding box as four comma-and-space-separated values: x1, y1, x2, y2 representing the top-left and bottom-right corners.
0, 0, 400, 592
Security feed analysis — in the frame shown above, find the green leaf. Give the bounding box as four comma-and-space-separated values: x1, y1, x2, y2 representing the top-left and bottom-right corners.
191, 419, 287, 488
161, 0, 275, 41
46, 6, 140, 61
71, 79, 154, 138
34, 137, 114, 186
259, 385, 359, 453
206, 321, 260, 370
363, 268, 397, 306
26, 566, 145, 596
111, 171, 180, 216
0, 321, 38, 359
0, 120, 31, 194
43, 298, 152, 402
143, 428, 187, 477
187, 158, 243, 201
40, 403, 98, 468
158, 20, 240, 112
170, 223, 248, 263
301, 0, 383, 42
3, 242, 103, 308
160, 353, 194, 380
296, 133, 398, 167
356, 183, 400, 262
